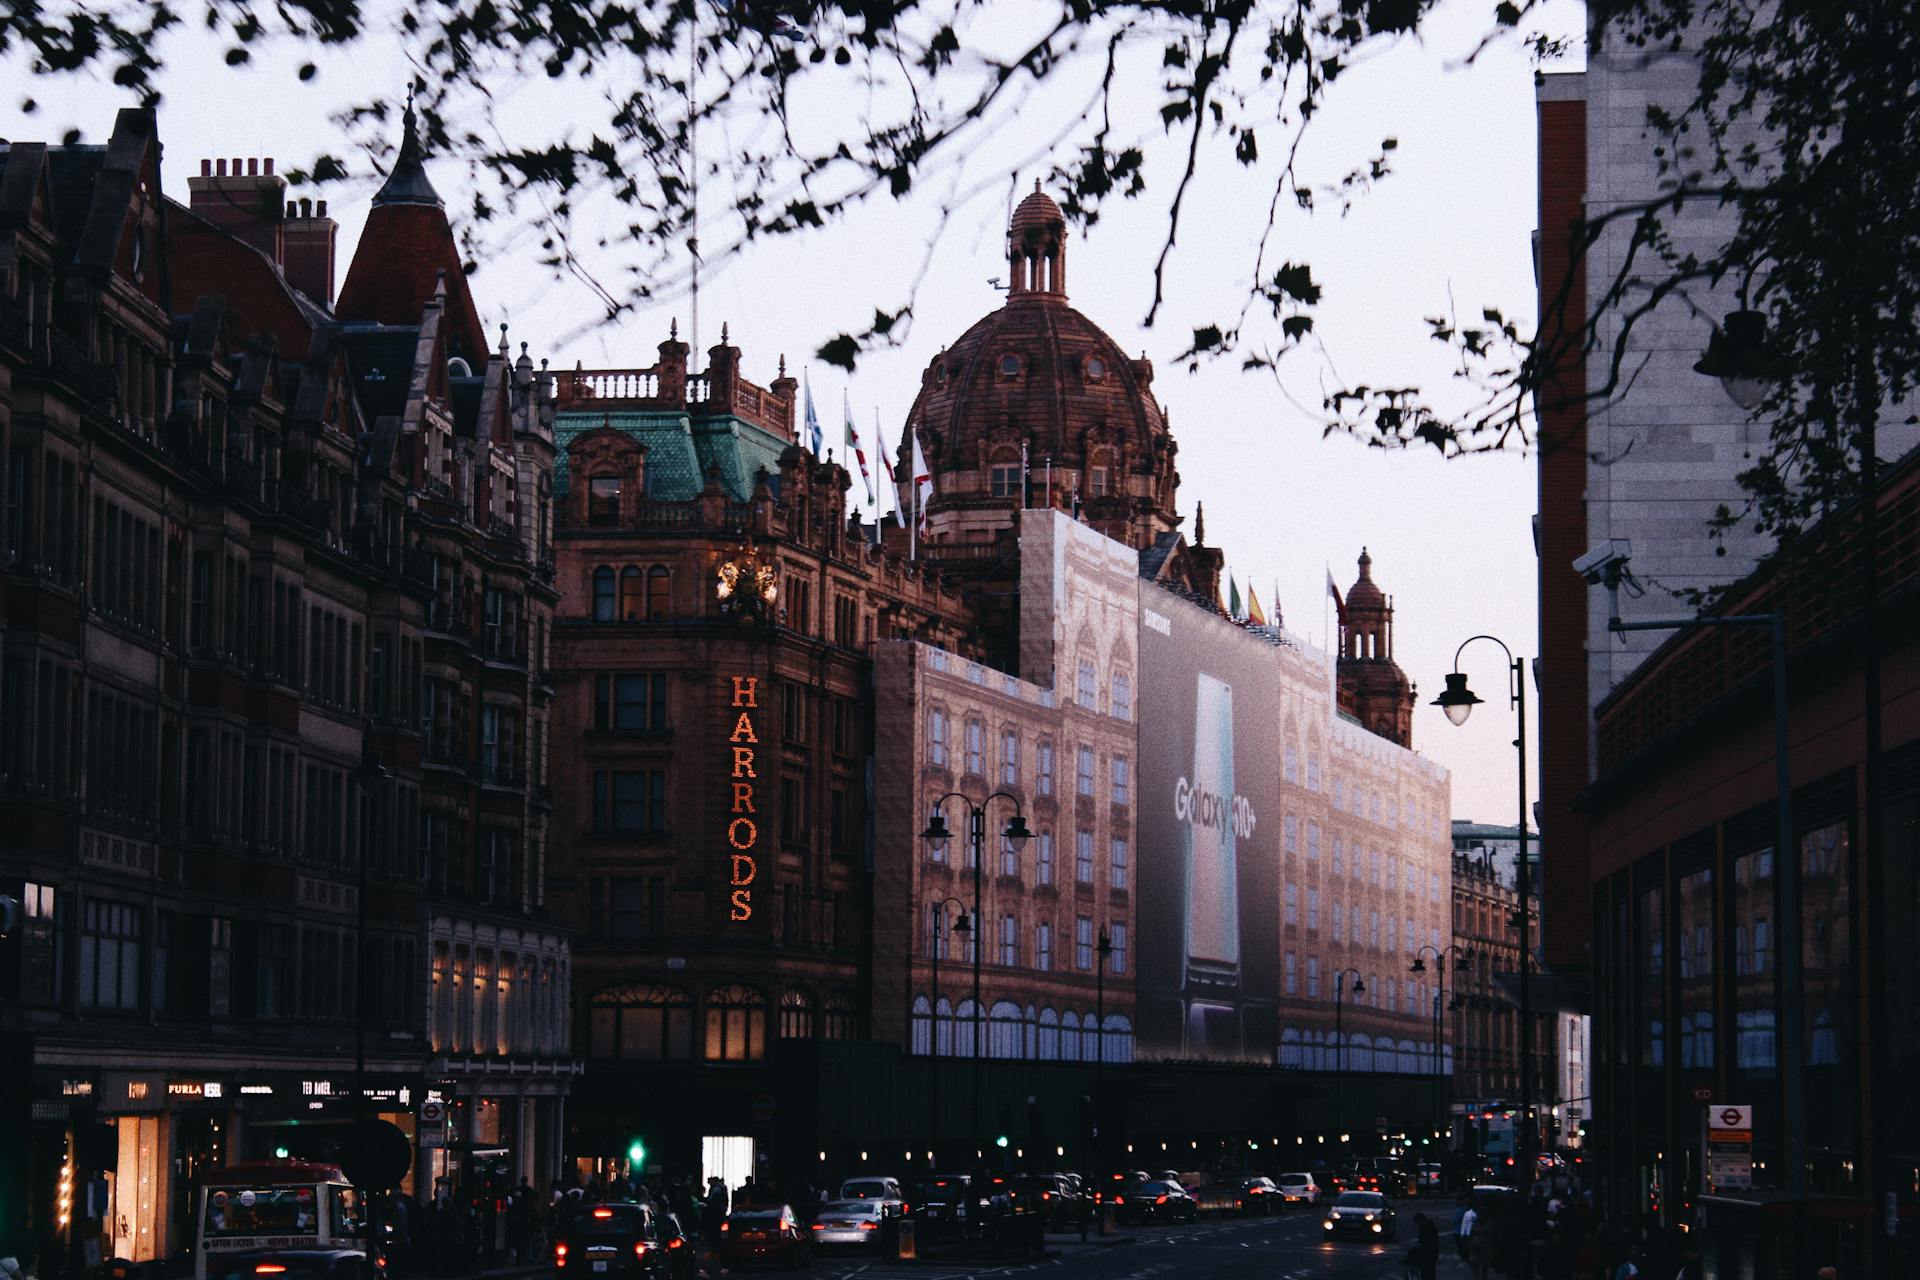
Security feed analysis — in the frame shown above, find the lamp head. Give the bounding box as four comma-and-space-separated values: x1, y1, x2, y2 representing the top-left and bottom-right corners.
1410, 956, 1426, 974
921, 811, 952, 847
1351, 976, 1366, 994
1003, 813, 1033, 844
1432, 672, 1482, 726
1693, 309, 1782, 410
950, 911, 972, 936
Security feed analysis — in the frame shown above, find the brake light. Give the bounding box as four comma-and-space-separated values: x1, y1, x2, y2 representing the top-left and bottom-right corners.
256, 1267, 288, 1275
810, 1224, 823, 1232
1113, 1196, 1125, 1205
633, 1243, 649, 1257
1155, 1195, 1168, 1205
592, 1208, 614, 1219
1042, 1193, 1051, 1201
720, 1222, 730, 1233
668, 1239, 683, 1250
861, 1222, 879, 1231
555, 1243, 568, 1266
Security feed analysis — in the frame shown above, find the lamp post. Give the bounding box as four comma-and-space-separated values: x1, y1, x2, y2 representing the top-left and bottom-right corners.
1333, 968, 1366, 1139
926, 896, 971, 1158
353, 727, 388, 1241
1410, 947, 1451, 1138
923, 792, 1031, 1155
1433, 636, 1539, 1233
1092, 926, 1114, 1170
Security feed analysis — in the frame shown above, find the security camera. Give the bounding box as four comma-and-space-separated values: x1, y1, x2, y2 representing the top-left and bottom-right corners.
1573, 539, 1633, 586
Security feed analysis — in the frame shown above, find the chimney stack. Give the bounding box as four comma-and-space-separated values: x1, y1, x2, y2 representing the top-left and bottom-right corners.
187, 154, 287, 263
283, 196, 339, 306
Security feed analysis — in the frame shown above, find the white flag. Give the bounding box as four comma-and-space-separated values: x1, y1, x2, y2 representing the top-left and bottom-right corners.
911, 429, 934, 535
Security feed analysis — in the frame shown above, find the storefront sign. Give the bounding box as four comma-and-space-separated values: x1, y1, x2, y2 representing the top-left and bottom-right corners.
239, 1084, 275, 1096
727, 676, 760, 921
103, 1073, 166, 1113
62, 1079, 94, 1098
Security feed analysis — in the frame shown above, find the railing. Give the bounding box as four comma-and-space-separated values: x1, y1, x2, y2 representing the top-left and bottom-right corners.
562, 368, 661, 404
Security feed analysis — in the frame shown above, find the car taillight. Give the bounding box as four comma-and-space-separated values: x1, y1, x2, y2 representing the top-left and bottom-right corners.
861, 1222, 879, 1231
633, 1243, 649, 1257
668, 1239, 683, 1250
256, 1267, 288, 1275
1042, 1192, 1051, 1201
720, 1222, 730, 1233
1155, 1195, 1167, 1205
810, 1224, 823, 1232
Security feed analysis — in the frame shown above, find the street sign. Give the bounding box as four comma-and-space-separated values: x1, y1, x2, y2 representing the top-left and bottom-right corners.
1709, 1106, 1751, 1132
419, 1099, 446, 1149
1703, 1102, 1752, 1192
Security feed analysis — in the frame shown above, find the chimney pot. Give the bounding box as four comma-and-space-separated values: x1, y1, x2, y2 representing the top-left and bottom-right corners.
232, 156, 243, 175
216, 159, 228, 176
247, 157, 259, 175
316, 199, 327, 217
200, 158, 211, 176
264, 157, 274, 175
301, 197, 313, 217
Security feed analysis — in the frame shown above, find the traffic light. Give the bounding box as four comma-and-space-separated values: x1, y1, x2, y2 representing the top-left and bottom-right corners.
995, 1135, 1009, 1149
627, 1139, 647, 1168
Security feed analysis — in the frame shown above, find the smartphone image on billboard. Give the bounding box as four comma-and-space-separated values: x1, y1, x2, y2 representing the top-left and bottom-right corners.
1182, 671, 1242, 1055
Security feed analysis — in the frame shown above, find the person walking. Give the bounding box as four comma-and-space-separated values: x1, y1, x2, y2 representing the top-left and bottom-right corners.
1459, 1203, 1480, 1266
1408, 1213, 1440, 1280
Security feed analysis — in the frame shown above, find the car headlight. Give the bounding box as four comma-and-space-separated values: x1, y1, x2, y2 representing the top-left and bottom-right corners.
1371, 1222, 1383, 1233
1322, 1220, 1334, 1230
1363, 1213, 1376, 1222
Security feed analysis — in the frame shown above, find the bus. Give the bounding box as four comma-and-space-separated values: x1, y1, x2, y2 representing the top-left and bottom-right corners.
195, 1161, 362, 1280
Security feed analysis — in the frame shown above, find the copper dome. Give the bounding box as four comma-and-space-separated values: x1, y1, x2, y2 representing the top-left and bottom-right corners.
1010, 182, 1066, 235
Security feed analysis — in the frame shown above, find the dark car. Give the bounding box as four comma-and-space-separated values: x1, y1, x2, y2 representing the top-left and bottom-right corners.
652, 1212, 697, 1280
908, 1174, 1000, 1246
1239, 1177, 1284, 1215
1011, 1174, 1090, 1231
717, 1207, 809, 1270
1321, 1191, 1397, 1241
1354, 1157, 1413, 1196
209, 1251, 374, 1280
1113, 1179, 1197, 1226
1094, 1170, 1149, 1208
554, 1203, 670, 1280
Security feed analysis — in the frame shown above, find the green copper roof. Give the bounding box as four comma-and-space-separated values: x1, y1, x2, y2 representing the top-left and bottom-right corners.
554, 409, 794, 502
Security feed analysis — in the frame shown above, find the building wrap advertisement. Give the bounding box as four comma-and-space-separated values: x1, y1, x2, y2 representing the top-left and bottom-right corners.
1136, 591, 1284, 1062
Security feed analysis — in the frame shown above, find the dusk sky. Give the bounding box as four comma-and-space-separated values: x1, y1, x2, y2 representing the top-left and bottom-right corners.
3, 0, 1591, 825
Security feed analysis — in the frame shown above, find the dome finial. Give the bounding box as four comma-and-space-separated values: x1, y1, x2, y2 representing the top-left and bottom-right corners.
670, 317, 679, 340
1358, 546, 1373, 578
372, 79, 443, 208
1194, 500, 1207, 546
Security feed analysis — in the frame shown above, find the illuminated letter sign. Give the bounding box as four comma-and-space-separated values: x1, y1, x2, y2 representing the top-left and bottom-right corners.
728, 677, 760, 921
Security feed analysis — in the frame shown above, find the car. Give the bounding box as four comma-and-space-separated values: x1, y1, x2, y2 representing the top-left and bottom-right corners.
1354, 1157, 1413, 1196
1275, 1172, 1321, 1206
652, 1213, 697, 1280
554, 1203, 672, 1280
1238, 1177, 1283, 1215
1112, 1179, 1198, 1226
717, 1207, 810, 1270
908, 1174, 1002, 1245
1010, 1174, 1090, 1231
208, 1251, 374, 1280
808, 1201, 885, 1252
1093, 1170, 1149, 1209
1413, 1164, 1445, 1196
835, 1177, 905, 1218
1321, 1191, 1397, 1241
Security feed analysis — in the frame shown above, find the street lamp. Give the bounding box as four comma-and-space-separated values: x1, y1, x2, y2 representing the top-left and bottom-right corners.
353, 727, 388, 1239
1333, 968, 1366, 1137
1432, 636, 1537, 1223
1410, 946, 1452, 1137
923, 791, 1030, 1153
1692, 308, 1784, 412
926, 895, 971, 1155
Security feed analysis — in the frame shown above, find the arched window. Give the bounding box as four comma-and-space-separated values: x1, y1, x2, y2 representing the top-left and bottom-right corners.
823, 989, 858, 1041
1037, 1008, 1060, 1061
1101, 1014, 1133, 1064
779, 986, 814, 1039
591, 567, 616, 621
989, 1000, 1024, 1059
935, 997, 954, 1056
911, 996, 933, 1055
1061, 1010, 1082, 1062
646, 566, 671, 620
1279, 1027, 1304, 1070
704, 984, 767, 1062
952, 999, 980, 1058
587, 983, 693, 1061
588, 475, 621, 526
619, 566, 644, 620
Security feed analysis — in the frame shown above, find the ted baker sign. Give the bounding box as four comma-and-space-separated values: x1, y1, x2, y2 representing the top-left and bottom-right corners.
727, 676, 760, 921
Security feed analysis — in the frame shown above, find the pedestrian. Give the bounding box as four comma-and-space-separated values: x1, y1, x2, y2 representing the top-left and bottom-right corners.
1459, 1202, 1479, 1265
1407, 1213, 1440, 1280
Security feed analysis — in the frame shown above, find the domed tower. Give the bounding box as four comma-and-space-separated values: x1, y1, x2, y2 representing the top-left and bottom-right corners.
1336, 548, 1417, 747
895, 182, 1182, 556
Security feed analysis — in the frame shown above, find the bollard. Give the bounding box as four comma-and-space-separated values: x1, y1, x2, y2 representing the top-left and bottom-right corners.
896, 1216, 917, 1260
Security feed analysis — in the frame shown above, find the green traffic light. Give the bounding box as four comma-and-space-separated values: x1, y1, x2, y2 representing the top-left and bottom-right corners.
995, 1135, 1009, 1149
628, 1140, 647, 1166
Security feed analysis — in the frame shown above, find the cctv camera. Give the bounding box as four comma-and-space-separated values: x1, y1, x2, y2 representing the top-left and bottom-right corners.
1572, 539, 1633, 586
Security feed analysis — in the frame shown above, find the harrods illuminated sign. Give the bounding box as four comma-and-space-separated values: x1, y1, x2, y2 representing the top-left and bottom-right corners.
727, 676, 760, 921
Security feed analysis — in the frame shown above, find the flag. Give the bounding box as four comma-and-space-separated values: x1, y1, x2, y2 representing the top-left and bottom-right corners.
1228, 575, 1243, 621
1247, 585, 1268, 627
1326, 566, 1343, 611
845, 395, 875, 506
910, 429, 934, 534
803, 372, 823, 456
881, 432, 901, 525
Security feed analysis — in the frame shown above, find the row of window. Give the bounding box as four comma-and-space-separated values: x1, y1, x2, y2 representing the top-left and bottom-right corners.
1282, 890, 1443, 955
928, 827, 1129, 891
926, 714, 1129, 803
1275, 1029, 1448, 1074
1278, 955, 1442, 1015
585, 983, 859, 1061
428, 940, 570, 1058
1285, 819, 1447, 904
909, 999, 1135, 1063
926, 904, 1127, 974
589, 565, 671, 621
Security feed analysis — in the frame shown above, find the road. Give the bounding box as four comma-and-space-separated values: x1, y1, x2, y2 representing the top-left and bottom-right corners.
804, 1204, 1469, 1280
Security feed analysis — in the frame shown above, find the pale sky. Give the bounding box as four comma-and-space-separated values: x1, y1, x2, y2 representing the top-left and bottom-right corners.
2, 0, 1590, 827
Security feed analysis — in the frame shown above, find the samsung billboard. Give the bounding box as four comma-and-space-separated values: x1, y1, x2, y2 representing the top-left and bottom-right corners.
1135, 590, 1290, 1063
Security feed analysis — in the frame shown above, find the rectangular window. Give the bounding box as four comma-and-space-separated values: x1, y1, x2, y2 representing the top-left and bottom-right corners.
1088, 466, 1109, 497
1111, 673, 1132, 722
1308, 888, 1320, 931
588, 476, 621, 525
1076, 746, 1095, 797
1284, 814, 1298, 854
1284, 883, 1298, 926
1678, 865, 1715, 1070
999, 914, 1018, 966
1284, 952, 1298, 996
1037, 742, 1054, 796
595, 672, 668, 731
1076, 830, 1094, 884
964, 720, 984, 775
1332, 902, 1345, 941
1110, 837, 1128, 891
188, 549, 212, 651
595, 769, 667, 834
78, 899, 143, 1011
928, 710, 948, 766
1306, 957, 1320, 998
1110, 923, 1127, 975
1111, 756, 1130, 805
1000, 834, 1019, 878
1001, 730, 1019, 786
1076, 661, 1097, 708
1332, 836, 1344, 876
1035, 922, 1052, 972
1307, 822, 1320, 860
1075, 916, 1094, 970
1037, 831, 1055, 886
989, 464, 1021, 498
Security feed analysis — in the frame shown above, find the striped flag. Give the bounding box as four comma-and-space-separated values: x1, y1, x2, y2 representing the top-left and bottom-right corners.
803, 372, 824, 456
910, 429, 934, 535
845, 395, 875, 506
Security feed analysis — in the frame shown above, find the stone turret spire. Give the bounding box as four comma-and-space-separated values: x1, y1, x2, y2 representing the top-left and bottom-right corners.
372, 84, 443, 208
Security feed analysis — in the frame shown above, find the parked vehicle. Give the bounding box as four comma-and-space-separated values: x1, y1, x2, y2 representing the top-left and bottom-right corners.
1093, 1171, 1149, 1209
652, 1213, 697, 1280
807, 1201, 885, 1252
717, 1207, 809, 1271
553, 1203, 671, 1280
1112, 1179, 1197, 1226
1413, 1164, 1445, 1196
1239, 1177, 1284, 1214
834, 1178, 904, 1218
1321, 1191, 1397, 1241
908, 1174, 1001, 1246
206, 1251, 373, 1280
1010, 1175, 1090, 1231
1191, 1180, 1249, 1216
1275, 1173, 1321, 1206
